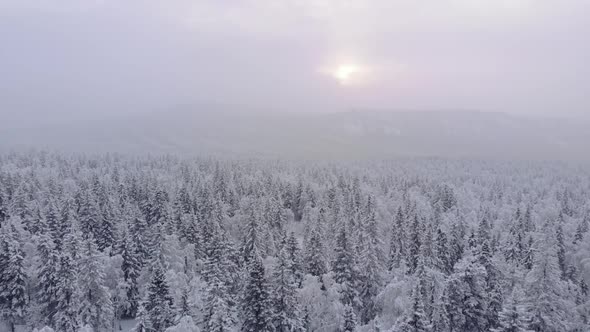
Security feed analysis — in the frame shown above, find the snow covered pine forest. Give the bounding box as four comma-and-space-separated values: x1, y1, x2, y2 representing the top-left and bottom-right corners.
0, 152, 589, 332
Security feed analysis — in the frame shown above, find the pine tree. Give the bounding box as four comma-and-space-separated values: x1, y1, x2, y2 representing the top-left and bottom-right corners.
120, 226, 141, 318
408, 215, 422, 274
78, 191, 102, 241
36, 230, 61, 327
286, 232, 303, 286
342, 305, 357, 332
478, 240, 503, 331
525, 224, 573, 332
555, 223, 567, 279
241, 257, 273, 332
305, 221, 327, 278
78, 234, 114, 330
271, 236, 304, 332
133, 304, 151, 332
491, 286, 530, 332
332, 222, 358, 307
202, 214, 237, 332
243, 206, 261, 263
431, 296, 451, 332
399, 281, 430, 332
0, 221, 28, 332
504, 211, 525, 265
97, 201, 116, 252
388, 207, 407, 270
446, 253, 488, 332
434, 227, 451, 274
53, 252, 80, 332
144, 266, 175, 332
358, 214, 382, 324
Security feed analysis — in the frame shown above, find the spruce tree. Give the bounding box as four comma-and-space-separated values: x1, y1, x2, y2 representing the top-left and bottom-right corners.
286, 232, 303, 286
78, 234, 113, 330
305, 222, 327, 278
241, 257, 273, 332
271, 236, 304, 332
399, 281, 430, 332
120, 226, 141, 318
408, 215, 422, 274
342, 305, 357, 332
434, 227, 451, 274
144, 266, 175, 332
332, 222, 358, 307
0, 222, 28, 332
36, 230, 61, 327
491, 286, 530, 332
525, 224, 572, 332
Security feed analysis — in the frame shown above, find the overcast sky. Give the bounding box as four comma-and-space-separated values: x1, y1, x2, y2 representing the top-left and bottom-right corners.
1, 0, 589, 118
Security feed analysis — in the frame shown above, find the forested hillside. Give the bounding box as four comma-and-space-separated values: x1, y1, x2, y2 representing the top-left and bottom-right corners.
0, 152, 589, 331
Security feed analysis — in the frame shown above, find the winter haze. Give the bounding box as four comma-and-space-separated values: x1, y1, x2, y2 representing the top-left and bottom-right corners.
1, 2, 590, 332
1, 0, 590, 161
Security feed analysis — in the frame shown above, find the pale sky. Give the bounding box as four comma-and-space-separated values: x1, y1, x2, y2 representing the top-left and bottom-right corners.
1, 0, 589, 117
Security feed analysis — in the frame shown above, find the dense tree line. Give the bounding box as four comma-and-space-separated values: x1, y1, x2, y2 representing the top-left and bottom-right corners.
0, 151, 589, 332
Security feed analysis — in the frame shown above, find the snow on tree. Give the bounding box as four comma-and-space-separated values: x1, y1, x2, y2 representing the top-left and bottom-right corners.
241, 256, 273, 332
0, 152, 588, 331
0, 219, 28, 331
143, 265, 175, 332
166, 315, 200, 332
491, 286, 530, 332
78, 234, 113, 330
525, 220, 575, 332
271, 235, 304, 332
332, 220, 359, 308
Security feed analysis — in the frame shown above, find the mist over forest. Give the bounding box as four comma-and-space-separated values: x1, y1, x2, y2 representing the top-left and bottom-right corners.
2, 108, 589, 162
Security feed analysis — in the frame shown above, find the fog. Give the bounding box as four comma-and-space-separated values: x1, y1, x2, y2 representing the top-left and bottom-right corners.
1, 1, 589, 160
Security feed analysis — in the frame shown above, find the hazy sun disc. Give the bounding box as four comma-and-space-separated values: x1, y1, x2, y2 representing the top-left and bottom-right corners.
333, 64, 361, 85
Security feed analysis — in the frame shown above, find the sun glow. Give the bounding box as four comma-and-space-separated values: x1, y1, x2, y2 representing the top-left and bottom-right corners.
333, 64, 361, 85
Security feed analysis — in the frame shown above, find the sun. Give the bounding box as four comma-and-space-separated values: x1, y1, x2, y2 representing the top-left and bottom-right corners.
333, 64, 361, 85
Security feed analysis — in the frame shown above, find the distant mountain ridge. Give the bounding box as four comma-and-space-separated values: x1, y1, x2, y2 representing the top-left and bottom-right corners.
2, 108, 589, 161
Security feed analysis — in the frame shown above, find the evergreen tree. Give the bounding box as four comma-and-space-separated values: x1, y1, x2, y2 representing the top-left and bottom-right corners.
271, 236, 304, 332
53, 252, 80, 332
0, 221, 28, 332
36, 230, 61, 327
555, 223, 567, 279
431, 296, 451, 332
491, 287, 530, 332
286, 232, 303, 286
144, 266, 175, 332
434, 227, 451, 274
388, 207, 407, 270
332, 222, 358, 307
446, 253, 488, 332
408, 215, 422, 274
342, 305, 356, 332
202, 214, 237, 332
241, 257, 273, 332
478, 240, 503, 331
305, 221, 327, 278
399, 281, 430, 332
243, 206, 261, 263
78, 235, 113, 330
525, 224, 572, 332
341, 305, 356, 332
120, 226, 141, 318
358, 215, 382, 324
133, 304, 151, 332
